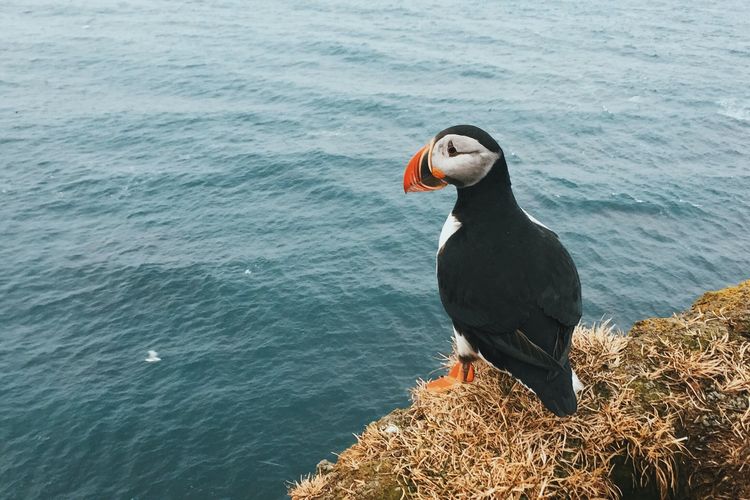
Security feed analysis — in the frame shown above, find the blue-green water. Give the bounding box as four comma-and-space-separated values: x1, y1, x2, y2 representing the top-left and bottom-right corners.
1, 1, 749, 498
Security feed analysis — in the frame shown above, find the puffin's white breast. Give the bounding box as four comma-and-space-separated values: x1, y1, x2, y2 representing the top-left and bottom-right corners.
438, 212, 462, 251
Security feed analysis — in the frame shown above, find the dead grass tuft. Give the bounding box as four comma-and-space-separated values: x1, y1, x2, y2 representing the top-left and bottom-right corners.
290, 281, 750, 499
290, 474, 330, 500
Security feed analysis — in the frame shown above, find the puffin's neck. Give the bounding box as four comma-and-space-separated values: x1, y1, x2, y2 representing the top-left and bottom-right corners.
453, 159, 520, 217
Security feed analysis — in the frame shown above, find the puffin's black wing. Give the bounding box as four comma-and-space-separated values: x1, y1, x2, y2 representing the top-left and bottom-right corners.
438, 220, 581, 331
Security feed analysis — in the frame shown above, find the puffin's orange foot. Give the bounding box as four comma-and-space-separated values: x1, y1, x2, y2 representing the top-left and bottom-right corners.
425, 375, 460, 392
425, 361, 475, 393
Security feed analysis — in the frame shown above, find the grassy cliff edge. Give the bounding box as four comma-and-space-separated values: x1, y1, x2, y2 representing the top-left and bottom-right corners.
291, 280, 750, 499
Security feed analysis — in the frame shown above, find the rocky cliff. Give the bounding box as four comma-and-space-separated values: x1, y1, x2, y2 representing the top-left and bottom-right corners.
290, 280, 750, 499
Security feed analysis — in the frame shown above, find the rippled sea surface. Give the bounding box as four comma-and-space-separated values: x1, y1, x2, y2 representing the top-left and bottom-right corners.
2, 0, 749, 498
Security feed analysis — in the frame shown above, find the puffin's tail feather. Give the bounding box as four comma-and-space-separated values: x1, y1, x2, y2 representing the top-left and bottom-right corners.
535, 360, 578, 417
470, 332, 578, 417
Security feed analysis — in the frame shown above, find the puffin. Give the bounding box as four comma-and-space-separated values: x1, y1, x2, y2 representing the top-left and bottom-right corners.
403, 125, 583, 417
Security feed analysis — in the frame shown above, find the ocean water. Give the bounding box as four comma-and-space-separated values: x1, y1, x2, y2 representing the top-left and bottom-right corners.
1, 0, 749, 498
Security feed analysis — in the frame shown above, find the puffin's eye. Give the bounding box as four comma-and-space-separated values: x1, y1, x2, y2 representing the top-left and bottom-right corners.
447, 141, 458, 157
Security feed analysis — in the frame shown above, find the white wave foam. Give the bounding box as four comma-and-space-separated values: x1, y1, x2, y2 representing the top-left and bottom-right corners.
145, 350, 161, 363
718, 99, 749, 122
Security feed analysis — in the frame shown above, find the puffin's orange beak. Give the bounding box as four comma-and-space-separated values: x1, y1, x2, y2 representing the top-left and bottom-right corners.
403, 142, 448, 193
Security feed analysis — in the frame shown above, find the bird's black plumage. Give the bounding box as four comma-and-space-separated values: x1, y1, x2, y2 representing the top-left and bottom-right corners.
437, 150, 582, 416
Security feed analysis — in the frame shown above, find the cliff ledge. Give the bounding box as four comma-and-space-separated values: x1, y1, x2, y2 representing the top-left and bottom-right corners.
291, 280, 750, 499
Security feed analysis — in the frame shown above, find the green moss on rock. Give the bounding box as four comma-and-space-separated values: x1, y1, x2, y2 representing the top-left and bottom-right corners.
691, 279, 750, 338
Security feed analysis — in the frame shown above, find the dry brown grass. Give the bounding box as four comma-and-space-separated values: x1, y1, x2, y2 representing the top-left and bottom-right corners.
289, 281, 750, 500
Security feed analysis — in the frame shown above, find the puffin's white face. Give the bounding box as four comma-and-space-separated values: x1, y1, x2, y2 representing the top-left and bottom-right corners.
403, 125, 503, 193
430, 134, 500, 187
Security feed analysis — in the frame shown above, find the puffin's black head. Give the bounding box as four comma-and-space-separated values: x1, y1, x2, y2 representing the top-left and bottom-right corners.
403, 125, 504, 192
